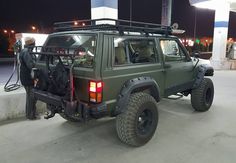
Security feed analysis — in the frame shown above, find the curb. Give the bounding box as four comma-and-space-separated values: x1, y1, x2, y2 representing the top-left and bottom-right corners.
0, 86, 46, 121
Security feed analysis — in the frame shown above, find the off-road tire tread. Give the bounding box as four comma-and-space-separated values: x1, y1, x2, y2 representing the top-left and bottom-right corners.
191, 78, 214, 112
116, 92, 158, 146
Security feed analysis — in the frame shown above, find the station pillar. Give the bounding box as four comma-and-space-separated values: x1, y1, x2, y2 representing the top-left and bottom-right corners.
161, 0, 172, 26
211, 3, 230, 69
91, 0, 118, 24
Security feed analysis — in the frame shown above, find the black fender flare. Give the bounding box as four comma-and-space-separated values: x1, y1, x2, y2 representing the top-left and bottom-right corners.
193, 64, 214, 89
114, 77, 161, 115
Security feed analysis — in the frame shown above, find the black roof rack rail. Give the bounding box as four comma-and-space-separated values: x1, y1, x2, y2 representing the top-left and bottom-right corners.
54, 18, 172, 36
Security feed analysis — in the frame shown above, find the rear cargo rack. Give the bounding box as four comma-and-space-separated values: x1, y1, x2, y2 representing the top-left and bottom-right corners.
30, 46, 82, 103
54, 18, 172, 36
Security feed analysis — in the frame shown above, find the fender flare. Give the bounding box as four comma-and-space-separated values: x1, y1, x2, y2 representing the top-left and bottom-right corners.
114, 77, 161, 115
193, 64, 214, 89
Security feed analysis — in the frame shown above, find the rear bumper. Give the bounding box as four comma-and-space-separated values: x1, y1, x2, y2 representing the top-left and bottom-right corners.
31, 89, 108, 118
32, 89, 62, 106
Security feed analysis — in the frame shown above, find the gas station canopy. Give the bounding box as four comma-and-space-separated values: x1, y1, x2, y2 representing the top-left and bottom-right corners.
189, 0, 236, 69
189, 0, 236, 11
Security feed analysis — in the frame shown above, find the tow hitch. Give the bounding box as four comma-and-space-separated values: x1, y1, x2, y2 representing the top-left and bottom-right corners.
44, 110, 56, 119
43, 101, 79, 120
44, 104, 59, 119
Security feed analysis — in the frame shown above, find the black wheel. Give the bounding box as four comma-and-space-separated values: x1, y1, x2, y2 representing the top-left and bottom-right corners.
191, 78, 214, 112
116, 92, 158, 146
59, 112, 81, 122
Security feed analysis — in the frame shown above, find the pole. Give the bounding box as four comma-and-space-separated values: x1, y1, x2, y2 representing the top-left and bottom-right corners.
194, 7, 197, 40
130, 0, 132, 25
161, 0, 172, 26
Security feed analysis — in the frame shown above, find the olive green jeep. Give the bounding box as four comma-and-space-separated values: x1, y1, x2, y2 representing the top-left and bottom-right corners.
30, 19, 214, 146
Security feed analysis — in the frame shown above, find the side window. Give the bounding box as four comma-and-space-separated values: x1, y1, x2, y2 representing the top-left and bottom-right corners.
114, 38, 129, 65
113, 37, 157, 65
129, 39, 157, 63
160, 40, 185, 62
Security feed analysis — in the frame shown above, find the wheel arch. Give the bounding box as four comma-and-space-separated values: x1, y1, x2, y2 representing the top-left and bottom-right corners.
114, 77, 160, 115
193, 64, 214, 89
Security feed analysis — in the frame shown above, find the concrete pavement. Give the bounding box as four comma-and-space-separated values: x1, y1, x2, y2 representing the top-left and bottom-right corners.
0, 71, 236, 163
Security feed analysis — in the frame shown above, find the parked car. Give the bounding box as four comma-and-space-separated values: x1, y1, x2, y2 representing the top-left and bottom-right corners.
30, 19, 214, 146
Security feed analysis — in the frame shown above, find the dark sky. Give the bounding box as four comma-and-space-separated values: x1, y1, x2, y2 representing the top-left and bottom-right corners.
0, 0, 236, 38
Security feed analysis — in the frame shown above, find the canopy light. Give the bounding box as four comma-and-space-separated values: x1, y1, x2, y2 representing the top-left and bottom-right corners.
189, 0, 235, 11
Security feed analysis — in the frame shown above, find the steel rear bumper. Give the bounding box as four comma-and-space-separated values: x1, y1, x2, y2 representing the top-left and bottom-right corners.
31, 89, 107, 118
31, 89, 62, 107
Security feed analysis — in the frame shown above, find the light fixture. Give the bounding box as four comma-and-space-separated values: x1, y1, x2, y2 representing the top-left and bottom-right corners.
32, 26, 36, 30
191, 0, 230, 10
74, 21, 78, 26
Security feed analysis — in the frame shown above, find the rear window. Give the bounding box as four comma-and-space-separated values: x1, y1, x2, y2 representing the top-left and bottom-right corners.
43, 34, 96, 68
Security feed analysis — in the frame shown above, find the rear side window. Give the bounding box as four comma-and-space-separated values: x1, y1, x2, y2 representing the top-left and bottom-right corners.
113, 37, 157, 65
46, 36, 76, 47
43, 34, 96, 68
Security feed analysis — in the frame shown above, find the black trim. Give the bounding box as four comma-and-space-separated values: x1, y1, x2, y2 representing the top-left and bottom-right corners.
205, 67, 214, 76
164, 80, 194, 97
32, 89, 62, 106
32, 88, 108, 119
114, 77, 160, 115
193, 64, 214, 89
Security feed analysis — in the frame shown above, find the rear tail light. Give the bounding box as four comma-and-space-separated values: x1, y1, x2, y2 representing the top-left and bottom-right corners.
89, 81, 103, 103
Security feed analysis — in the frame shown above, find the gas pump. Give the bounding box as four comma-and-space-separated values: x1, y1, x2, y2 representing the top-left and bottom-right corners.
4, 33, 48, 92
4, 40, 22, 92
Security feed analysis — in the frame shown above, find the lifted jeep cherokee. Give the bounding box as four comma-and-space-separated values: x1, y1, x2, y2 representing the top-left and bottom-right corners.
30, 19, 214, 146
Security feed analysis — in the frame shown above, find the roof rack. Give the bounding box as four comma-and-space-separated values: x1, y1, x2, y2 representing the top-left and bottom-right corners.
54, 18, 172, 36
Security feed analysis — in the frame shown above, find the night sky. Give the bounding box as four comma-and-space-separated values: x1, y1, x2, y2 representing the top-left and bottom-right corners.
0, 0, 236, 38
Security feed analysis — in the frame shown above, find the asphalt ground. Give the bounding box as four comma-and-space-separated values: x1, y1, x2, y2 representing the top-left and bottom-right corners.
0, 71, 236, 163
